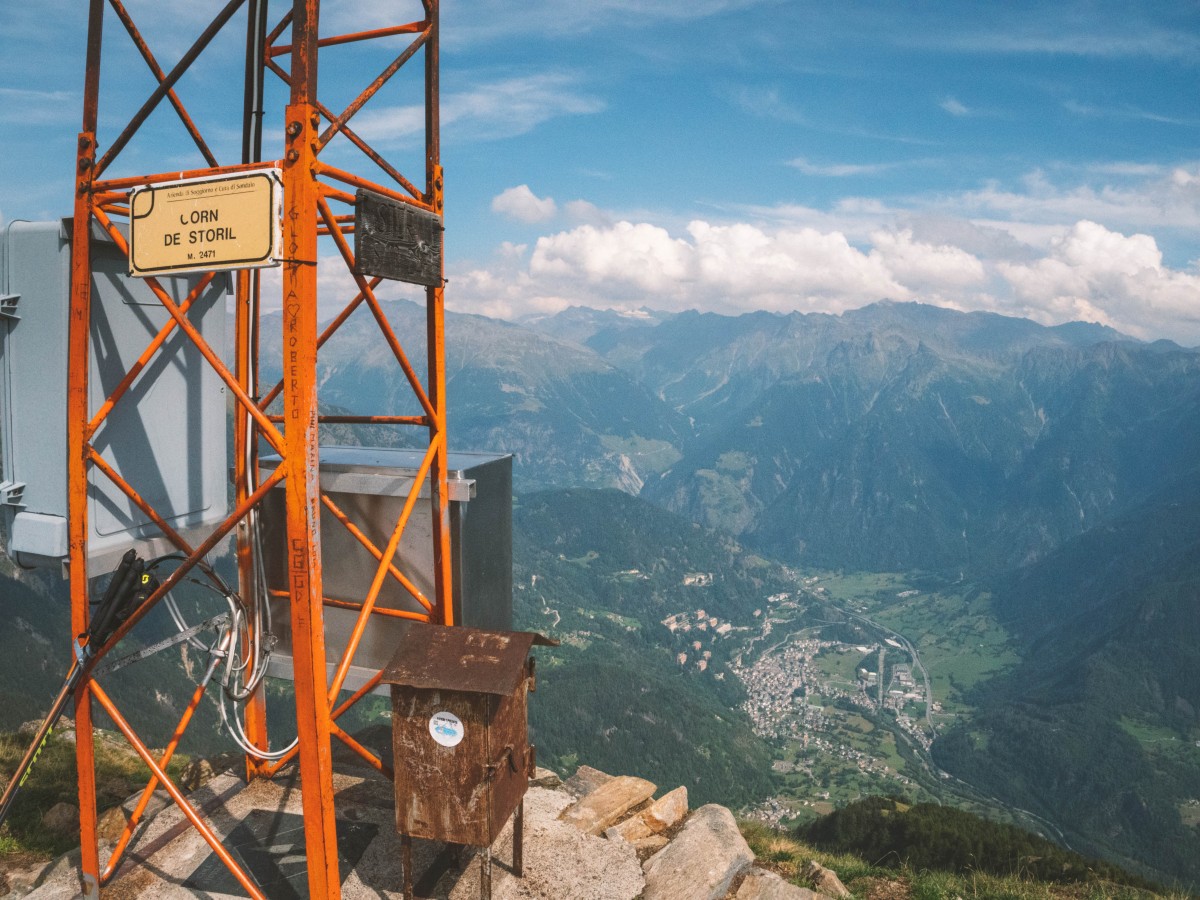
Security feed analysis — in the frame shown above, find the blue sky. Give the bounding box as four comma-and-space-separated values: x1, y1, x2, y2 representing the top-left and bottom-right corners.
2, 1, 1199, 341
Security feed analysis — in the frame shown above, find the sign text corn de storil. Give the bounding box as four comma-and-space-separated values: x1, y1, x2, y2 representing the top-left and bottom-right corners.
128, 169, 283, 278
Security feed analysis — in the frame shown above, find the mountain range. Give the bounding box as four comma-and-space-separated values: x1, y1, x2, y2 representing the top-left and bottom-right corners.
5, 297, 1199, 887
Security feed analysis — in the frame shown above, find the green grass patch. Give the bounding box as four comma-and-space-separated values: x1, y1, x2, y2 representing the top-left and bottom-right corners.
0, 727, 190, 860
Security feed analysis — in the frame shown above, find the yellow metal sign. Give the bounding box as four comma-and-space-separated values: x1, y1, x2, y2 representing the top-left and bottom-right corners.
128, 169, 283, 277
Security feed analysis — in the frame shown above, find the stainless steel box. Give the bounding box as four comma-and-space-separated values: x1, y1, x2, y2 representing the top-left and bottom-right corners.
260, 447, 513, 694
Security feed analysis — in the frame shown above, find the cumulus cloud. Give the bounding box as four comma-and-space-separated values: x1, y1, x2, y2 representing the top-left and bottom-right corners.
492, 185, 557, 223
448, 163, 1200, 345
869, 229, 986, 291
448, 204, 1200, 345
996, 220, 1200, 339
456, 219, 910, 316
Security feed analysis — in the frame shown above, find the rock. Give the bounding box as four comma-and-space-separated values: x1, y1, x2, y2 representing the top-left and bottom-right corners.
606, 816, 653, 843
530, 767, 563, 789
630, 834, 670, 855
643, 786, 688, 833
737, 868, 827, 900
96, 790, 172, 841
641, 804, 754, 900
803, 861, 851, 899
1, 857, 57, 899
447, 786, 644, 900
179, 757, 215, 792
95, 806, 130, 843
40, 803, 79, 835
559, 775, 657, 836
563, 764, 615, 798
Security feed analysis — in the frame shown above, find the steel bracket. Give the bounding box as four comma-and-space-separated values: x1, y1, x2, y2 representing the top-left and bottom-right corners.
0, 481, 26, 507
0, 294, 18, 320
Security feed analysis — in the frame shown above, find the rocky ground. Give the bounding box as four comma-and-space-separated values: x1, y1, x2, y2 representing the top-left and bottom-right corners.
2, 756, 849, 899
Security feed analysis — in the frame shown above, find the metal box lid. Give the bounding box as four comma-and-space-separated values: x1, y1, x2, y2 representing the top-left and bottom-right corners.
381, 621, 555, 696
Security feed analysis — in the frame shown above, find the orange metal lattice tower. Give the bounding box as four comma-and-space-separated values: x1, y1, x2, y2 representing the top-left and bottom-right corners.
66, 1, 450, 896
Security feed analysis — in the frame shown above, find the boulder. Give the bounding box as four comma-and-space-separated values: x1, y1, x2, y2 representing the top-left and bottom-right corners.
630, 834, 670, 855
607, 816, 653, 843
96, 789, 172, 841
563, 764, 615, 798
530, 767, 563, 789
643, 786, 688, 833
642, 804, 754, 900
560, 775, 657, 836
737, 868, 828, 900
179, 758, 216, 792
802, 861, 851, 899
40, 803, 79, 834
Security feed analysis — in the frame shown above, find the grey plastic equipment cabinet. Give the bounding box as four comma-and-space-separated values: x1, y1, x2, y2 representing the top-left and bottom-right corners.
0, 219, 229, 569
259, 446, 513, 695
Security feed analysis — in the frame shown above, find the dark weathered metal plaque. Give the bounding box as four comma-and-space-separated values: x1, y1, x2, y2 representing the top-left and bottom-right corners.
354, 189, 443, 286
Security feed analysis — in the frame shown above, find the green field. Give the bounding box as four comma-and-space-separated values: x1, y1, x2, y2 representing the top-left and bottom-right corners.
818, 576, 1018, 717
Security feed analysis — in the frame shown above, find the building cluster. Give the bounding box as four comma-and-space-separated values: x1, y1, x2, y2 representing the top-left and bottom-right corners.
663, 608, 735, 638
730, 635, 843, 741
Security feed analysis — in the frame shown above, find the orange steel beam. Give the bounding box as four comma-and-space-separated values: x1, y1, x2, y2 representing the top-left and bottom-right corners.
107, 0, 218, 168
91, 206, 289, 457
423, 0, 454, 627
316, 30, 430, 151
279, 2, 339, 890
322, 598, 433, 621
85, 272, 218, 439
92, 160, 282, 193
316, 194, 437, 419
261, 668, 389, 779
256, 274, 383, 410
270, 20, 427, 56
94, 0, 247, 179
326, 436, 442, 702
69, 3, 105, 894
320, 493, 435, 610
316, 161, 437, 211
89, 682, 266, 900
101, 658, 220, 883
89, 465, 288, 657
331, 723, 394, 779
66, 2, 453, 895
267, 589, 433, 621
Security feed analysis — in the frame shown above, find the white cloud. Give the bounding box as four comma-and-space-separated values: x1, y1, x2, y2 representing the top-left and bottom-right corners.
449, 189, 1200, 345
724, 85, 808, 125
456, 219, 907, 316
564, 200, 612, 226
0, 86, 79, 125
789, 158, 897, 177
354, 73, 604, 146
934, 165, 1200, 238
445, 0, 772, 42
936, 29, 1200, 61
996, 220, 1200, 339
492, 185, 557, 223
869, 229, 985, 291
940, 97, 970, 117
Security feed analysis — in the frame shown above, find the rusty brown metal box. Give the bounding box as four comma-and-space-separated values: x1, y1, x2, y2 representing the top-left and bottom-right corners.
381, 621, 552, 847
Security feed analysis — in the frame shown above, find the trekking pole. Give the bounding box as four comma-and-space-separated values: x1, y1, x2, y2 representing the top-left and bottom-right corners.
0, 550, 156, 828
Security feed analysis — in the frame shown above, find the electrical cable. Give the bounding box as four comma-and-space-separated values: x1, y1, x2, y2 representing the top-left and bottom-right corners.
143, 549, 295, 761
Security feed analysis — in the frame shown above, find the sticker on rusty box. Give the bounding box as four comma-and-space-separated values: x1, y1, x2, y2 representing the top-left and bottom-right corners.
429, 711, 464, 748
